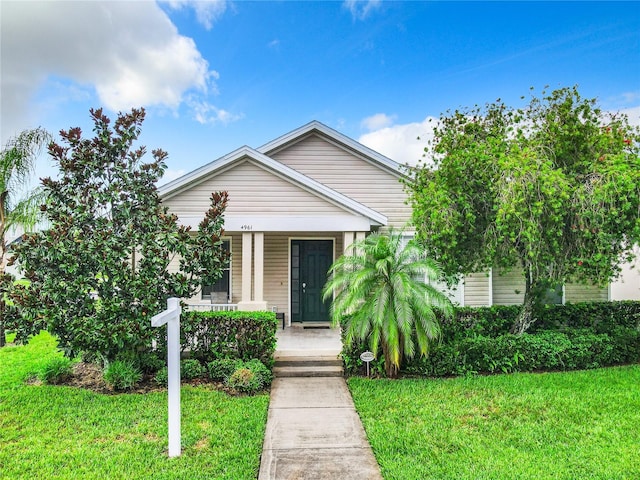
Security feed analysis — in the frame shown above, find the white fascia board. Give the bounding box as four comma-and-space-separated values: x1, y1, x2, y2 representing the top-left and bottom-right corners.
178, 215, 376, 232
257, 120, 407, 178
159, 145, 387, 226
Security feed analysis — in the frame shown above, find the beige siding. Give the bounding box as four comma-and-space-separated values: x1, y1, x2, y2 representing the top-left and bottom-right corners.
492, 269, 526, 306
565, 283, 608, 303
270, 134, 411, 228
464, 272, 491, 307
163, 159, 347, 218
263, 233, 290, 316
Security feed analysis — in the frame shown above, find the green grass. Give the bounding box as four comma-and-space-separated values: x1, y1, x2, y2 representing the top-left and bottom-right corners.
349, 367, 640, 480
0, 332, 269, 480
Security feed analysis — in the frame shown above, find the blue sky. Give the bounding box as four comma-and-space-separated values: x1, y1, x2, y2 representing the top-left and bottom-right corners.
1, 1, 639, 183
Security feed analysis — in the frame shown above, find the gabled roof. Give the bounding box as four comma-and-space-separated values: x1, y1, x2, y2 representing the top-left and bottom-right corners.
258, 120, 406, 177
158, 145, 387, 226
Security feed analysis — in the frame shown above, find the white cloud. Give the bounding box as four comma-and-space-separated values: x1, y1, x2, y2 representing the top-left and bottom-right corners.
188, 98, 244, 125
343, 0, 382, 21
361, 113, 396, 131
158, 168, 186, 186
164, 0, 229, 30
0, 1, 231, 143
358, 116, 439, 166
619, 105, 640, 127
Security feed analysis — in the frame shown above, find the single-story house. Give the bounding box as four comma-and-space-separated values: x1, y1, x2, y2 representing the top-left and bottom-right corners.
159, 121, 640, 325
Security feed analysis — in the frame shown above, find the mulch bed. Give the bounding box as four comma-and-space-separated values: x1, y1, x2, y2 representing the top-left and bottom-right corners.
28, 361, 244, 396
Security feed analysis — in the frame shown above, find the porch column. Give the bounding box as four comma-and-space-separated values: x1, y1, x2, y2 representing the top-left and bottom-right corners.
355, 231, 366, 243
237, 232, 268, 312
254, 232, 264, 303
241, 232, 252, 304
343, 232, 355, 254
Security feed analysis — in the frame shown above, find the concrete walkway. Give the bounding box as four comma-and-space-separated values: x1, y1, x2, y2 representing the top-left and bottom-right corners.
258, 325, 383, 480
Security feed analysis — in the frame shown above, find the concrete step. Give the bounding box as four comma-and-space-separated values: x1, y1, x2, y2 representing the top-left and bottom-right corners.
273, 365, 344, 378
275, 357, 343, 368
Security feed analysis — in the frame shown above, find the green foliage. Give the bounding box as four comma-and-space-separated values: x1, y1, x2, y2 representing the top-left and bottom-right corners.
243, 358, 273, 387
343, 301, 640, 376
179, 310, 277, 365
180, 358, 205, 380
103, 360, 142, 391
208, 358, 272, 392
154, 366, 168, 386
10, 108, 229, 363
154, 359, 207, 385
207, 358, 244, 381
407, 86, 640, 333
37, 356, 73, 384
226, 367, 259, 393
323, 230, 453, 377
0, 127, 50, 348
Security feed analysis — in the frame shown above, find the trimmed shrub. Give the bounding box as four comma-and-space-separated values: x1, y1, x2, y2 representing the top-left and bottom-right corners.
181, 359, 205, 380
226, 367, 262, 393
244, 359, 273, 387
172, 310, 277, 366
207, 358, 243, 381
38, 356, 73, 384
103, 360, 142, 391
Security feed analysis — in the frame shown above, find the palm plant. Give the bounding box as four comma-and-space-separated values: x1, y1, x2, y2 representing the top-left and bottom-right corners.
322, 230, 454, 378
0, 128, 50, 347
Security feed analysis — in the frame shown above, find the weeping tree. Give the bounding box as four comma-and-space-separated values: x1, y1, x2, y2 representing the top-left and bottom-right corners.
407, 86, 640, 334
10, 108, 229, 363
322, 231, 453, 378
0, 127, 50, 347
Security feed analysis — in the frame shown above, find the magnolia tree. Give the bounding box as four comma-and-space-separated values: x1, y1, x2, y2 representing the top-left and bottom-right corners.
407, 86, 640, 334
11, 108, 229, 363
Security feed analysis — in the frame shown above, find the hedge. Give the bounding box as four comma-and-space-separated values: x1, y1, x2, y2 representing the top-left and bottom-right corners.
169, 310, 278, 366
342, 301, 640, 377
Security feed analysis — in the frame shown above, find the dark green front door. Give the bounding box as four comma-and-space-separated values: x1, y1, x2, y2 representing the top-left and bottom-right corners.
291, 240, 333, 322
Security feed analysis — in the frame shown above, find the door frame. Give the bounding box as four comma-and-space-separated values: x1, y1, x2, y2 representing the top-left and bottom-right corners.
288, 237, 335, 325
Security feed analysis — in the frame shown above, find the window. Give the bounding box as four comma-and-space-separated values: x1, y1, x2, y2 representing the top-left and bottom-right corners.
202, 240, 231, 303
542, 284, 563, 305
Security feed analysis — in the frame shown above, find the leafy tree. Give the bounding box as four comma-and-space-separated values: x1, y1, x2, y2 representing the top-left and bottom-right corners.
407, 86, 640, 334
322, 231, 453, 378
0, 127, 50, 347
10, 108, 229, 363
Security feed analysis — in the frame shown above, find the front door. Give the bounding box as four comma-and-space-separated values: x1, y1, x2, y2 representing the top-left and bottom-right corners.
291, 240, 333, 322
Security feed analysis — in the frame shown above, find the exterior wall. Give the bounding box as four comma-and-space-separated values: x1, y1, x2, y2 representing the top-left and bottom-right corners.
492, 269, 526, 306
564, 284, 609, 303
270, 134, 411, 228
162, 159, 348, 218
610, 247, 640, 300
492, 267, 609, 305
463, 272, 491, 307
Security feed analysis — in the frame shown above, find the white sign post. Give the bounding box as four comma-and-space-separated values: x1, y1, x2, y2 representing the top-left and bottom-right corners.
360, 351, 375, 377
151, 297, 182, 457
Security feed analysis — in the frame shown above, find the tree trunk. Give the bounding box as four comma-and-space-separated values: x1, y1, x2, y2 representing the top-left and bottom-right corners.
382, 340, 401, 378
510, 268, 538, 335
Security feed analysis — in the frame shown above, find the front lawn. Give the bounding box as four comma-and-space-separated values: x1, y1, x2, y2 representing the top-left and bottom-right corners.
350, 367, 640, 480
0, 332, 269, 480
